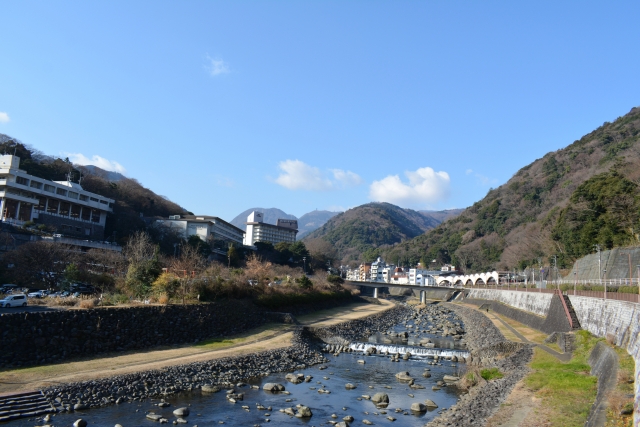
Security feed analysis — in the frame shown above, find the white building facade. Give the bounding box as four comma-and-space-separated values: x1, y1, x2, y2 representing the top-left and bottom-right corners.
0, 155, 114, 240
243, 211, 298, 246
156, 215, 245, 248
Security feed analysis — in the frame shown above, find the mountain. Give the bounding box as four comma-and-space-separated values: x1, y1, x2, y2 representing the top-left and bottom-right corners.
229, 208, 297, 229
377, 106, 640, 274
297, 210, 341, 239
419, 209, 465, 223
302, 202, 442, 264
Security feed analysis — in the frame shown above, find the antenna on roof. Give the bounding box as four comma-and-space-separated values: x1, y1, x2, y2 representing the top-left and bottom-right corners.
78, 172, 83, 185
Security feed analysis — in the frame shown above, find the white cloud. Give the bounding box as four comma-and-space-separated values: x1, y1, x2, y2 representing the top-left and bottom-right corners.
275, 160, 362, 191
369, 166, 450, 207
206, 55, 230, 76
465, 169, 473, 175
66, 153, 127, 174
0, 112, 10, 123
331, 169, 363, 187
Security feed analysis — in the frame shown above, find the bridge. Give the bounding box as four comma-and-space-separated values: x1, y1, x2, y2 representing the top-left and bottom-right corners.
346, 280, 463, 303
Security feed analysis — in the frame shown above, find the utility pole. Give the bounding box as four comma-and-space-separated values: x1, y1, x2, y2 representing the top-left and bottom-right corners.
594, 244, 602, 287
552, 255, 558, 289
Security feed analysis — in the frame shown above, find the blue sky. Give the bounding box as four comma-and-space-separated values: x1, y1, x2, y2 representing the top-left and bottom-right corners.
2, 1, 640, 222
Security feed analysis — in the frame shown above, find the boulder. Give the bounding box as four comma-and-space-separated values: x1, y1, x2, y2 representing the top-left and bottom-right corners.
345, 383, 357, 390
295, 406, 313, 418
371, 392, 389, 404
201, 384, 221, 393
73, 420, 87, 427
410, 403, 426, 412
146, 414, 162, 421
173, 407, 190, 417
263, 383, 285, 392
443, 375, 460, 383
395, 371, 413, 381
285, 373, 304, 384
424, 399, 438, 408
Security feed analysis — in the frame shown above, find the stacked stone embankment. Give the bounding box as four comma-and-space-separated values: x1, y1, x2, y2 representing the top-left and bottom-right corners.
43, 328, 325, 411
0, 300, 267, 368
423, 303, 533, 427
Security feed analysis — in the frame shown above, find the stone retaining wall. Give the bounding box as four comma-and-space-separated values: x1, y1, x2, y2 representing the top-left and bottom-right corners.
466, 289, 553, 316
585, 341, 619, 427
0, 300, 267, 368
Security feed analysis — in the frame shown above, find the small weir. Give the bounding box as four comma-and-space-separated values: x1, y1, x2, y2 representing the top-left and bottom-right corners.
349, 342, 470, 360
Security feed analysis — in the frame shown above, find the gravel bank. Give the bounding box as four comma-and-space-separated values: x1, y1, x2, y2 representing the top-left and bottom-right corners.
424, 303, 533, 427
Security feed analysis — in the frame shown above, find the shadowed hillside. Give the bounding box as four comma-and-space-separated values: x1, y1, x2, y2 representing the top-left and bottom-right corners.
378, 106, 640, 274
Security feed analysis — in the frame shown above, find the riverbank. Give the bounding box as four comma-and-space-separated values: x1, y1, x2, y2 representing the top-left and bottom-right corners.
0, 299, 394, 395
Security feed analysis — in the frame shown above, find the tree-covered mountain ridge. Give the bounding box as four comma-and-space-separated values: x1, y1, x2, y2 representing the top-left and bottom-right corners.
302, 202, 460, 264
379, 106, 640, 274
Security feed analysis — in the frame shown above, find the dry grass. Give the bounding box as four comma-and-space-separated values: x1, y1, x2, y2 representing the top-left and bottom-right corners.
78, 299, 95, 309
158, 294, 169, 305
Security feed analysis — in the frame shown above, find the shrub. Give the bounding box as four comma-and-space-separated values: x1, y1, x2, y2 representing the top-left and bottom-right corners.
296, 275, 313, 289
79, 299, 95, 309
158, 293, 169, 305
480, 368, 504, 381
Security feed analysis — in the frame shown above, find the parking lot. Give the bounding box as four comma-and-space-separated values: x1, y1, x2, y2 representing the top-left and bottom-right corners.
0, 305, 62, 314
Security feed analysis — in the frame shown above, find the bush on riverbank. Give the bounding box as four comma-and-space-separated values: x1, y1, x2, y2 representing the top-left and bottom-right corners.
559, 284, 640, 294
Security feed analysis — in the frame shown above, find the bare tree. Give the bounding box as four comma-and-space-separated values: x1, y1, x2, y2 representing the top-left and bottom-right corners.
5, 241, 77, 289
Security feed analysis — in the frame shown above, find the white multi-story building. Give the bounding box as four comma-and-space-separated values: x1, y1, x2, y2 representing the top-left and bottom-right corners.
243, 211, 298, 246
156, 215, 245, 249
346, 268, 360, 281
370, 257, 387, 282
0, 154, 114, 240
381, 265, 396, 283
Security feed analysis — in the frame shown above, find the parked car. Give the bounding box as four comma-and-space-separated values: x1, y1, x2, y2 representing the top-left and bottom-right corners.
0, 284, 19, 294
28, 290, 47, 298
0, 294, 28, 307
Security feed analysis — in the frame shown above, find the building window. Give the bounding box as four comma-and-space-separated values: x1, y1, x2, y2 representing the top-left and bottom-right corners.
59, 202, 70, 216
30, 181, 42, 189
91, 208, 100, 223
56, 188, 67, 196
90, 197, 99, 202
35, 197, 47, 211
100, 200, 108, 205
16, 176, 29, 186
79, 195, 88, 201
68, 191, 78, 199
70, 204, 81, 219
81, 207, 90, 221
47, 199, 59, 214
44, 184, 55, 193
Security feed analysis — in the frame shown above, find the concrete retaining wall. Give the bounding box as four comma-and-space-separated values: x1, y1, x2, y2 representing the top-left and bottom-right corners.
465, 295, 572, 335
585, 341, 619, 427
467, 289, 553, 317
567, 295, 640, 426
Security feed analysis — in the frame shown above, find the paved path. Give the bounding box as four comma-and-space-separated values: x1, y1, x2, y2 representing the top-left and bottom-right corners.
0, 299, 394, 394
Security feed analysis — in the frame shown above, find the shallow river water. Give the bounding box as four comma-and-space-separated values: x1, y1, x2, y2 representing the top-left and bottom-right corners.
8, 316, 466, 427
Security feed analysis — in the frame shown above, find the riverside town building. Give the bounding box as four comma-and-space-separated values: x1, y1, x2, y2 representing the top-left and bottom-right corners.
156, 215, 245, 250
0, 154, 114, 240
243, 211, 298, 246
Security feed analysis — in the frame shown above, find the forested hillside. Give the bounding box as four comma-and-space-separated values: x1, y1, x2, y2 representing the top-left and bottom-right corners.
303, 202, 442, 264
378, 106, 640, 273
0, 135, 188, 244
